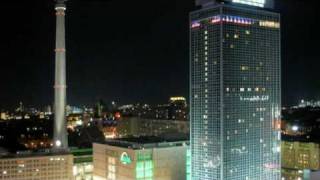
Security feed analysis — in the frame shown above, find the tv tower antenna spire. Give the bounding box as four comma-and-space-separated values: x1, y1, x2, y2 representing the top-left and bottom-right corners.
53, 0, 68, 150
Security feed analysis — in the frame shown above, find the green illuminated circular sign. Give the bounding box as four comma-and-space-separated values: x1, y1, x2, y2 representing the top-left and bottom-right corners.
120, 152, 132, 165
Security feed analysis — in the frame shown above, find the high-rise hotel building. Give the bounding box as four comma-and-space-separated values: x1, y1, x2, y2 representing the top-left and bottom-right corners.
190, 0, 281, 179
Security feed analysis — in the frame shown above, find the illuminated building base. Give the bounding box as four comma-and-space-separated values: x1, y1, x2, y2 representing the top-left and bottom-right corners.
93, 138, 189, 180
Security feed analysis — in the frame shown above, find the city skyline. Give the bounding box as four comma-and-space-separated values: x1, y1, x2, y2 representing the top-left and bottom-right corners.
0, 1, 319, 180
0, 0, 318, 108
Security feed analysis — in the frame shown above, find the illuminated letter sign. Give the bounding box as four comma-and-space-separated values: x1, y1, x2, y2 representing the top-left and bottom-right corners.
240, 95, 269, 102
120, 152, 132, 165
191, 22, 201, 29
259, 20, 280, 28
232, 0, 266, 7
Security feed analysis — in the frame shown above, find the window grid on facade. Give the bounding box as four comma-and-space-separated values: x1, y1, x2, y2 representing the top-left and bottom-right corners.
190, 4, 281, 180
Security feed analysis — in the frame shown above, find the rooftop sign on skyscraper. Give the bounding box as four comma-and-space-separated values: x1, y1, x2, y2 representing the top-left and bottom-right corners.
232, 0, 265, 7
196, 0, 274, 8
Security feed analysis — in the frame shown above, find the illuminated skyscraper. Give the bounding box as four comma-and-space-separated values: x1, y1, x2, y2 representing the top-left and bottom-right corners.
54, 0, 68, 150
190, 0, 281, 179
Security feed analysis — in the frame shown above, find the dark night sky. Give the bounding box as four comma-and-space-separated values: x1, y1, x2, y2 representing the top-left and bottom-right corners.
0, 0, 318, 109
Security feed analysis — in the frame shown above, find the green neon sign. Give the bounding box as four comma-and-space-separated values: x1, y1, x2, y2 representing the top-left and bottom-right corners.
120, 152, 132, 165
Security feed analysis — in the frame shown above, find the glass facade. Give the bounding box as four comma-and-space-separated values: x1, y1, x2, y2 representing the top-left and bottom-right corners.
190, 4, 281, 180
136, 152, 154, 180
186, 148, 191, 180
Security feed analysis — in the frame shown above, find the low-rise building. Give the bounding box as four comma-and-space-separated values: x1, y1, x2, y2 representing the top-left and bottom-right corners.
0, 152, 73, 180
281, 141, 320, 180
282, 141, 320, 170
93, 137, 189, 180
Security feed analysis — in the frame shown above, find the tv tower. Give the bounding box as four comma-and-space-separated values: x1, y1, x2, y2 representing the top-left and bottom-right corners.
53, 0, 68, 150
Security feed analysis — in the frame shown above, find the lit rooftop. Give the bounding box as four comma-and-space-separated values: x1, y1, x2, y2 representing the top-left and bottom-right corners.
103, 135, 189, 150
0, 149, 71, 159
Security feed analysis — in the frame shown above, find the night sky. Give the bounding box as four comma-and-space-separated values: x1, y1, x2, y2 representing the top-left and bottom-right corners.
0, 0, 318, 109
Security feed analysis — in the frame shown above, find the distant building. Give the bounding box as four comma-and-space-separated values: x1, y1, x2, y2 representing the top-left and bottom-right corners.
168, 97, 188, 120
169, 97, 187, 106
118, 97, 188, 121
281, 107, 320, 140
281, 141, 320, 180
0, 152, 73, 180
297, 99, 320, 108
115, 117, 189, 138
67, 113, 84, 129
0, 148, 9, 157
15, 102, 24, 113
44, 105, 52, 115
93, 137, 189, 180
0, 112, 7, 120
66, 105, 84, 116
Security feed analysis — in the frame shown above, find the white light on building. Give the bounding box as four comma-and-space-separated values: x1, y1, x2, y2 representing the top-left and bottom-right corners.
292, 126, 299, 131
55, 140, 62, 147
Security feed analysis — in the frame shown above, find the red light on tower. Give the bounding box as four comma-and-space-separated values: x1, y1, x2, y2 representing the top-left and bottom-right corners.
115, 112, 121, 120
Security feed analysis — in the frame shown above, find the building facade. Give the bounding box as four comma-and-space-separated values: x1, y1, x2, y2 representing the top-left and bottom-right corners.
190, 1, 281, 179
0, 153, 73, 180
93, 139, 188, 180
72, 148, 93, 180
281, 141, 320, 180
116, 117, 189, 138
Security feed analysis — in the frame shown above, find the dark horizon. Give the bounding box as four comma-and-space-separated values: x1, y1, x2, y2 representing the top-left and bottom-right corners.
0, 0, 318, 109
